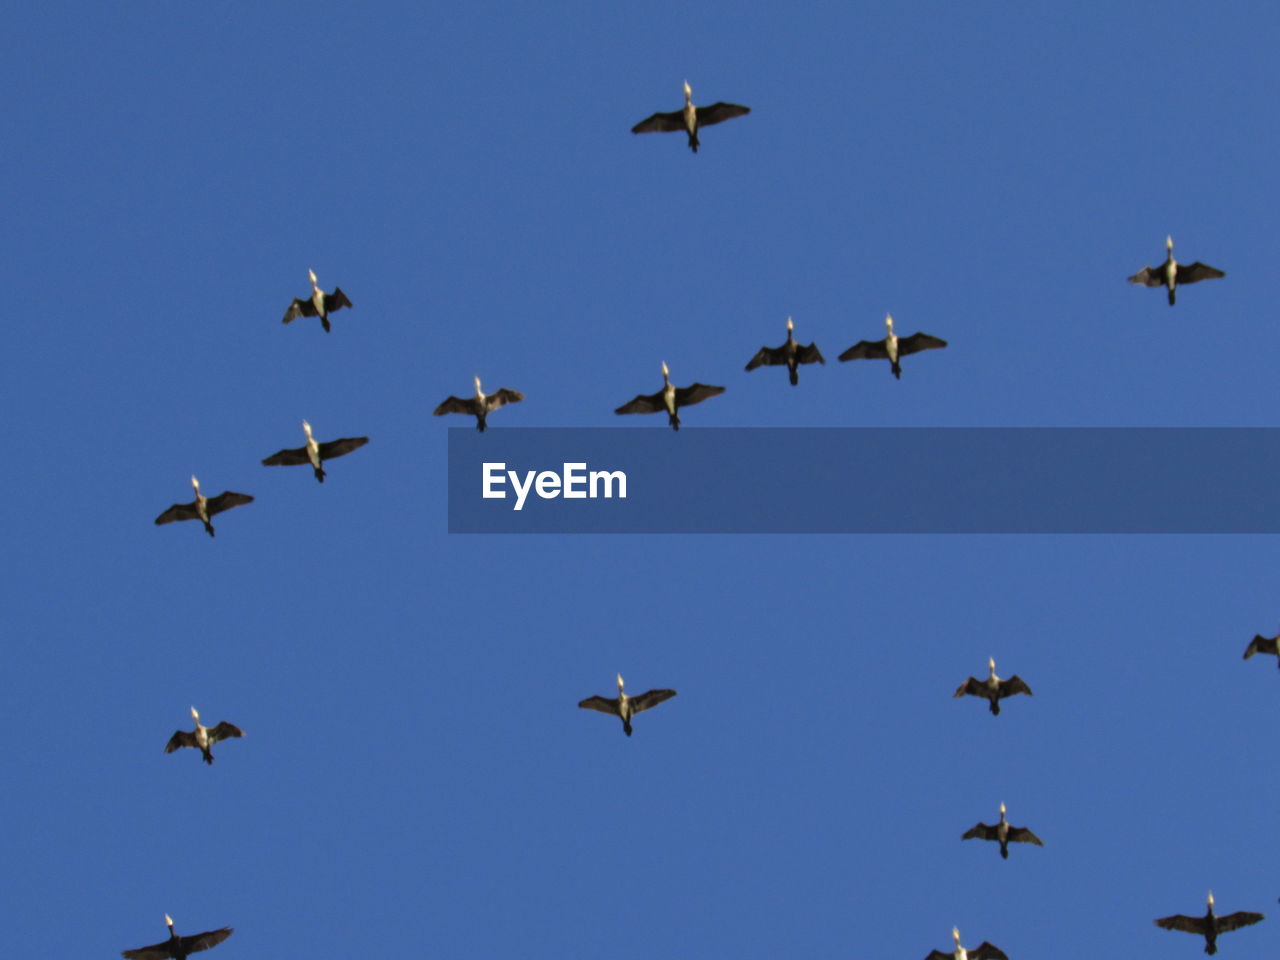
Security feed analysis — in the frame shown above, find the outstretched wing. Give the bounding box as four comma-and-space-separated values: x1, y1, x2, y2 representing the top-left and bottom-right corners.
1128, 265, 1163, 287
838, 339, 890, 362
325, 287, 353, 312
615, 391, 666, 415
953, 677, 983, 698
1008, 825, 1043, 846
282, 297, 318, 324
262, 445, 311, 467
674, 383, 725, 407
961, 821, 998, 841
696, 102, 750, 127
208, 722, 244, 744
1244, 634, 1279, 659
923, 952, 952, 960
165, 730, 198, 753
969, 943, 1008, 960
629, 689, 677, 714
745, 345, 785, 371
122, 938, 174, 960
155, 501, 199, 525
434, 396, 479, 416
1216, 911, 1264, 932
318, 437, 369, 461
1155, 914, 1209, 934
206, 492, 253, 517
484, 389, 525, 412
632, 110, 685, 134
179, 927, 233, 955
898, 332, 948, 356
1178, 262, 1225, 284
578, 696, 621, 716
998, 675, 1033, 699
797, 342, 825, 365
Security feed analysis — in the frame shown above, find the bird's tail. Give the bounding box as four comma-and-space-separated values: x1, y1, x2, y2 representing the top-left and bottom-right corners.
314, 466, 326, 483
892, 362, 902, 380
789, 368, 799, 386
1168, 289, 1176, 306
202, 749, 214, 765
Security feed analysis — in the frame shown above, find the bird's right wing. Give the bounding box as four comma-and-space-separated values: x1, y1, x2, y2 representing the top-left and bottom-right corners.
961, 822, 997, 841
898, 333, 948, 356
953, 677, 982, 698
1177, 262, 1226, 284
181, 928, 234, 955
209, 722, 244, 744
631, 110, 685, 134
154, 502, 198, 525
797, 342, 825, 365
485, 389, 525, 411
1155, 914, 1208, 934
999, 676, 1033, 698
629, 689, 677, 714
674, 383, 725, 407
923, 951, 952, 960
1008, 826, 1043, 845
1127, 266, 1162, 287
1244, 634, 1279, 659
434, 396, 477, 416
325, 288, 353, 311
969, 943, 1008, 960
615, 391, 665, 415
1216, 911, 1264, 932
696, 102, 751, 127
317, 437, 370, 460
282, 298, 318, 323
838, 339, 890, 362
206, 492, 254, 516
121, 940, 172, 960
261, 446, 311, 467
165, 730, 197, 753
578, 696, 621, 716
745, 345, 784, 371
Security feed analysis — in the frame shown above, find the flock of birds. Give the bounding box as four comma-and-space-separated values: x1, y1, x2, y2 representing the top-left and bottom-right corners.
135, 81, 1241, 959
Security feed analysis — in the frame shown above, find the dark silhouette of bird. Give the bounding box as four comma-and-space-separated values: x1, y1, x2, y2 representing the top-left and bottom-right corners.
1128, 236, 1224, 305
953, 658, 1032, 715
262, 420, 369, 482
961, 803, 1043, 859
838, 314, 947, 379
924, 928, 1008, 960
745, 316, 825, 386
154, 477, 252, 537
631, 80, 750, 153
122, 914, 233, 960
433, 376, 524, 432
164, 707, 243, 765
282, 268, 352, 332
615, 362, 724, 430
579, 674, 676, 736
1155, 892, 1263, 954
1242, 631, 1280, 668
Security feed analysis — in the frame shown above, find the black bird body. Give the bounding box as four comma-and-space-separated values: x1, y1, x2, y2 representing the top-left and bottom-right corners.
925, 928, 1008, 960
745, 316, 824, 385
838, 314, 946, 379
164, 707, 243, 765
433, 376, 524, 432
154, 476, 253, 537
1128, 236, 1224, 305
282, 268, 352, 332
615, 362, 724, 430
579, 674, 676, 736
1242, 632, 1280, 667
262, 420, 369, 482
632, 80, 749, 153
1155, 893, 1263, 954
962, 803, 1042, 859
122, 915, 232, 960
954, 658, 1032, 715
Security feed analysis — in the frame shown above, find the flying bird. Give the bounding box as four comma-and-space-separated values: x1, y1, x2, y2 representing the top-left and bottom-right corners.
924, 928, 1008, 960
261, 420, 369, 483
615, 362, 725, 430
1242, 631, 1280, 667
433, 376, 524, 432
154, 476, 253, 537
631, 80, 750, 153
164, 707, 243, 765
1155, 892, 1263, 955
282, 268, 353, 332
954, 658, 1032, 716
962, 803, 1043, 859
578, 674, 676, 736
122, 914, 233, 960
1128, 236, 1224, 305
745, 316, 825, 386
838, 314, 947, 379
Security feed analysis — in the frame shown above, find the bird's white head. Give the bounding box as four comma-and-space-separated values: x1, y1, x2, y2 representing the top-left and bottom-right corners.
885, 313, 895, 333
616, 673, 625, 691
1208, 891, 1215, 907
661, 361, 669, 378
683, 79, 692, 99
988, 656, 996, 673
190, 706, 199, 722
786, 316, 794, 332
952, 927, 961, 944
999, 801, 1007, 815
308, 268, 318, 286
190, 475, 200, 492
302, 419, 312, 437
165, 914, 174, 927
473, 375, 483, 396
1166, 235, 1173, 251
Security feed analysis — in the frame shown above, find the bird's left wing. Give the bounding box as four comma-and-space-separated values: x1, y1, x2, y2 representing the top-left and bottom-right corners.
485, 389, 525, 411
838, 339, 890, 362
696, 102, 751, 127
629, 689, 677, 714
1155, 914, 1208, 933
969, 942, 1008, 960
615, 391, 665, 415
953, 677, 982, 698
206, 492, 254, 516
165, 730, 198, 753
1216, 911, 1264, 932
317, 437, 370, 460
181, 927, 233, 955
434, 396, 475, 416
155, 501, 198, 525
796, 342, 825, 365
209, 722, 244, 744
261, 446, 311, 467
674, 383, 725, 407
961, 822, 997, 841
1127, 266, 1162, 287
631, 110, 685, 134
1178, 262, 1226, 284
998, 676, 1033, 698
898, 333, 948, 356
282, 297, 318, 323
121, 940, 172, 960
745, 345, 784, 371
1008, 826, 1043, 846
578, 696, 621, 716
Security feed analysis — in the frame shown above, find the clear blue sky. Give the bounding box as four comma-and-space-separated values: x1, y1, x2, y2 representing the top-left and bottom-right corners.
5, 2, 1280, 958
